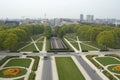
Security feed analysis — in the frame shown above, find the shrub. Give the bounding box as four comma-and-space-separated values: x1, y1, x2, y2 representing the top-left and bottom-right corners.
86, 55, 103, 69
27, 56, 40, 71
103, 70, 117, 80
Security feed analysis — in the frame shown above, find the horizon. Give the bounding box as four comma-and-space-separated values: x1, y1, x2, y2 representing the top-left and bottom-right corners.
0, 0, 120, 19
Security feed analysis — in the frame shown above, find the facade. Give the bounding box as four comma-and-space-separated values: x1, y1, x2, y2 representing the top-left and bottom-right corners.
80, 14, 84, 22
86, 15, 94, 22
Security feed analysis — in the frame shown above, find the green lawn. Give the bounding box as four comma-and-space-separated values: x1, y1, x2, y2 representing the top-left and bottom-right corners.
115, 75, 120, 79
36, 42, 43, 51
4, 58, 32, 68
20, 43, 37, 51
27, 56, 40, 71
46, 39, 50, 51
108, 65, 120, 74
0, 68, 27, 78
80, 43, 98, 51
71, 42, 80, 50
55, 57, 85, 80
32, 34, 42, 41
82, 41, 103, 50
96, 57, 120, 66
64, 33, 77, 41
15, 77, 24, 80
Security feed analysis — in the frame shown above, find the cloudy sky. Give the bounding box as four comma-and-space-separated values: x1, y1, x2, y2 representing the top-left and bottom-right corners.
0, 0, 119, 19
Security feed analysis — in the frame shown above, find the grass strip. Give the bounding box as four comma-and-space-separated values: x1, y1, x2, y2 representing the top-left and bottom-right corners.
27, 56, 40, 71
86, 55, 103, 69
55, 57, 85, 80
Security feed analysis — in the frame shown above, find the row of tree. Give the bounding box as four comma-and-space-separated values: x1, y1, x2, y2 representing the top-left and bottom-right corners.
0, 24, 49, 51
55, 24, 120, 49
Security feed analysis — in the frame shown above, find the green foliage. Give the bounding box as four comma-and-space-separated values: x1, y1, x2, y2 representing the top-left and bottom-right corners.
28, 72, 36, 80
0, 56, 19, 66
44, 26, 51, 39
86, 55, 103, 69
103, 70, 117, 80
3, 33, 18, 50
97, 31, 116, 49
27, 56, 40, 71
0, 24, 45, 50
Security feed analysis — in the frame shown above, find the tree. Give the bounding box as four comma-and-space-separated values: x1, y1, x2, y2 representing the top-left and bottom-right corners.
96, 31, 116, 49
3, 33, 18, 50
44, 26, 51, 39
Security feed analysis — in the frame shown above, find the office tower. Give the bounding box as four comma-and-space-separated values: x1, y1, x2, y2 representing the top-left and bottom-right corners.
80, 14, 84, 22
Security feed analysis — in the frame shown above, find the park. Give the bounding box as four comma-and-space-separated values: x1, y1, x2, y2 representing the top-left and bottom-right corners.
0, 24, 120, 80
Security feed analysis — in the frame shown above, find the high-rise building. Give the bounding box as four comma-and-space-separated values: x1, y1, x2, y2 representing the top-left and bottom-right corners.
80, 14, 84, 22
86, 15, 94, 22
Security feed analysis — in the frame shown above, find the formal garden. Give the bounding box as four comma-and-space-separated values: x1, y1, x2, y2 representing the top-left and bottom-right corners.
55, 57, 85, 80
86, 54, 120, 80
0, 56, 40, 80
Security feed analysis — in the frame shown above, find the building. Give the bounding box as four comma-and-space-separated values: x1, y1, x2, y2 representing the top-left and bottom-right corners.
5, 20, 20, 26
86, 15, 94, 22
80, 14, 84, 22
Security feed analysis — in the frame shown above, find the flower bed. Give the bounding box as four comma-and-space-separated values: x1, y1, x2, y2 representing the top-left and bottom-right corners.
3, 68, 21, 76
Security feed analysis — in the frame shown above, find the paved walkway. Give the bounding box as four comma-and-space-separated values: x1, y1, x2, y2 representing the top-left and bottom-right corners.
35, 56, 43, 80
71, 56, 92, 80
51, 56, 59, 80
64, 38, 78, 53
82, 55, 109, 80
0, 57, 34, 80
41, 37, 47, 53
77, 36, 82, 52
31, 37, 40, 52
93, 56, 120, 80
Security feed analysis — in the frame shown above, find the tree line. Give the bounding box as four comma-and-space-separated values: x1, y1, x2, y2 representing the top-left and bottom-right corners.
55, 24, 120, 50
0, 25, 51, 51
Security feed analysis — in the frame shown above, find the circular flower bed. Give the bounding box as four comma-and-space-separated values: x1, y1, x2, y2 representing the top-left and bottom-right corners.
114, 66, 120, 71
107, 65, 120, 74
0, 67, 27, 78
3, 68, 21, 76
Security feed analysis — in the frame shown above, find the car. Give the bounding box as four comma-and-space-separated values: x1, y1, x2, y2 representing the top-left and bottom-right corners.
43, 54, 48, 60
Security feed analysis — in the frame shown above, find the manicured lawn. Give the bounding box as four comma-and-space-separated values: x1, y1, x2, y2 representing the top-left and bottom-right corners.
82, 41, 103, 50
108, 65, 120, 74
0, 56, 19, 66
27, 56, 40, 71
96, 57, 120, 66
65, 33, 77, 41
20, 43, 37, 51
80, 43, 98, 51
32, 34, 42, 41
115, 75, 120, 79
28, 72, 36, 80
55, 57, 85, 80
46, 39, 50, 51
36, 42, 43, 51
0, 68, 27, 78
71, 42, 79, 50
4, 58, 32, 68
15, 77, 24, 80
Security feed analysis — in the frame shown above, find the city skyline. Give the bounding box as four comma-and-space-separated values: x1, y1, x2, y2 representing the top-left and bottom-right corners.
0, 0, 120, 19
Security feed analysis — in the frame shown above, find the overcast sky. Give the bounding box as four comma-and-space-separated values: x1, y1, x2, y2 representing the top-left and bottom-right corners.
0, 0, 119, 19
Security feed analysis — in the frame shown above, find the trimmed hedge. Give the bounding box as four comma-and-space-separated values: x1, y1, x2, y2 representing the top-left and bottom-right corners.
0, 56, 19, 66
103, 70, 117, 80
33, 51, 39, 53
105, 54, 120, 60
82, 50, 88, 52
100, 49, 109, 52
86, 55, 103, 69
27, 56, 40, 71
28, 72, 36, 80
